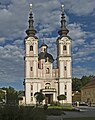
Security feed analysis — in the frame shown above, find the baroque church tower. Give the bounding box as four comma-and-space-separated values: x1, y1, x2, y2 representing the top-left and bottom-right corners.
56, 5, 72, 103
24, 4, 72, 105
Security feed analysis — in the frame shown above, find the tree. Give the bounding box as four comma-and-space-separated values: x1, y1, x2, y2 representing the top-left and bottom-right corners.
72, 78, 82, 92
0, 89, 5, 103
72, 76, 95, 92
81, 75, 94, 86
6, 86, 18, 105
57, 94, 66, 105
34, 92, 45, 105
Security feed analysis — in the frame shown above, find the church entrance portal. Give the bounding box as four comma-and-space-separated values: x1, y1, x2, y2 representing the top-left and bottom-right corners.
45, 94, 53, 104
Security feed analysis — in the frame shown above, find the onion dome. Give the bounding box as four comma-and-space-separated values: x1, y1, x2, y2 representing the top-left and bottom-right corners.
38, 52, 54, 63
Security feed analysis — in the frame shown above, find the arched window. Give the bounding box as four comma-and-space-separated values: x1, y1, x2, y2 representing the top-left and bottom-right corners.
31, 92, 33, 96
64, 66, 66, 71
65, 85, 67, 90
31, 85, 33, 90
45, 83, 51, 89
65, 92, 67, 96
63, 45, 67, 50
42, 64, 43, 69
30, 45, 33, 51
31, 67, 33, 71
46, 68, 50, 74
44, 48, 46, 52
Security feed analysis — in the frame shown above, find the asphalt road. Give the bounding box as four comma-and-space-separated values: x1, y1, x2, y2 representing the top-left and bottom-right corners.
63, 106, 95, 118
47, 106, 95, 120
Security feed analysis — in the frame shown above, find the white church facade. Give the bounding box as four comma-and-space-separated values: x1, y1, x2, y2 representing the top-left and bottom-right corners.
24, 4, 72, 105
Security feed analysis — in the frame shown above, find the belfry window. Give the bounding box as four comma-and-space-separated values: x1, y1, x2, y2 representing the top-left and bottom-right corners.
63, 45, 67, 50
30, 45, 33, 51
46, 68, 50, 74
44, 48, 46, 52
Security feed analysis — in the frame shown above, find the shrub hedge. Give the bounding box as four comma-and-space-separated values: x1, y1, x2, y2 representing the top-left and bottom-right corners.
0, 105, 46, 120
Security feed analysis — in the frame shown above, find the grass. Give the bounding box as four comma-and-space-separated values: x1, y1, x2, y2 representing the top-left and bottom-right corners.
48, 105, 78, 111
64, 117, 95, 120
48, 105, 72, 109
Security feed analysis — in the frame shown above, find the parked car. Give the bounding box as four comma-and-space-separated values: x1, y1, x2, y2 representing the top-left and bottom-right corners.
79, 102, 88, 106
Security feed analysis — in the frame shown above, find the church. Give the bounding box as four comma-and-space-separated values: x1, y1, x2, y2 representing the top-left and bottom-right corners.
24, 4, 72, 105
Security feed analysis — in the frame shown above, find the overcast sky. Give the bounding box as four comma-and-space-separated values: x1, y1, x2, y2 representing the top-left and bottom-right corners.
0, 0, 95, 90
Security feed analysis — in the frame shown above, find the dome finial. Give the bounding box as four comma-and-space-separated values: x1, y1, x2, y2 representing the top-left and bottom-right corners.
58, 4, 69, 37
61, 4, 64, 13
26, 4, 37, 38
30, 4, 32, 12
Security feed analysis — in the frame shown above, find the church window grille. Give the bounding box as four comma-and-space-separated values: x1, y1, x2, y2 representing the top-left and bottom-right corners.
63, 45, 67, 50
30, 45, 33, 51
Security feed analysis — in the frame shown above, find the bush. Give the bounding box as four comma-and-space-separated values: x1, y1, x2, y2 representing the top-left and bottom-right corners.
0, 105, 46, 120
50, 101, 60, 106
44, 104, 48, 110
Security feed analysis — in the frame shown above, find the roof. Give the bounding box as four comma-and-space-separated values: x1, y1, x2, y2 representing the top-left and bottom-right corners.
81, 79, 95, 90
57, 35, 72, 40
38, 52, 54, 63
40, 43, 48, 48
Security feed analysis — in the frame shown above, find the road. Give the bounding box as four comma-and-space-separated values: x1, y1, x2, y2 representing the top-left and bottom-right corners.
47, 106, 95, 120
63, 106, 95, 118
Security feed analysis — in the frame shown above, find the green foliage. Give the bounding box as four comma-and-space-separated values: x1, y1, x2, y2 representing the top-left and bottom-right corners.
6, 86, 18, 105
44, 104, 48, 110
72, 78, 82, 92
57, 94, 66, 101
81, 75, 94, 86
0, 86, 19, 105
34, 92, 45, 104
0, 105, 46, 120
0, 90, 5, 102
48, 105, 72, 110
50, 101, 60, 106
72, 75, 95, 92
